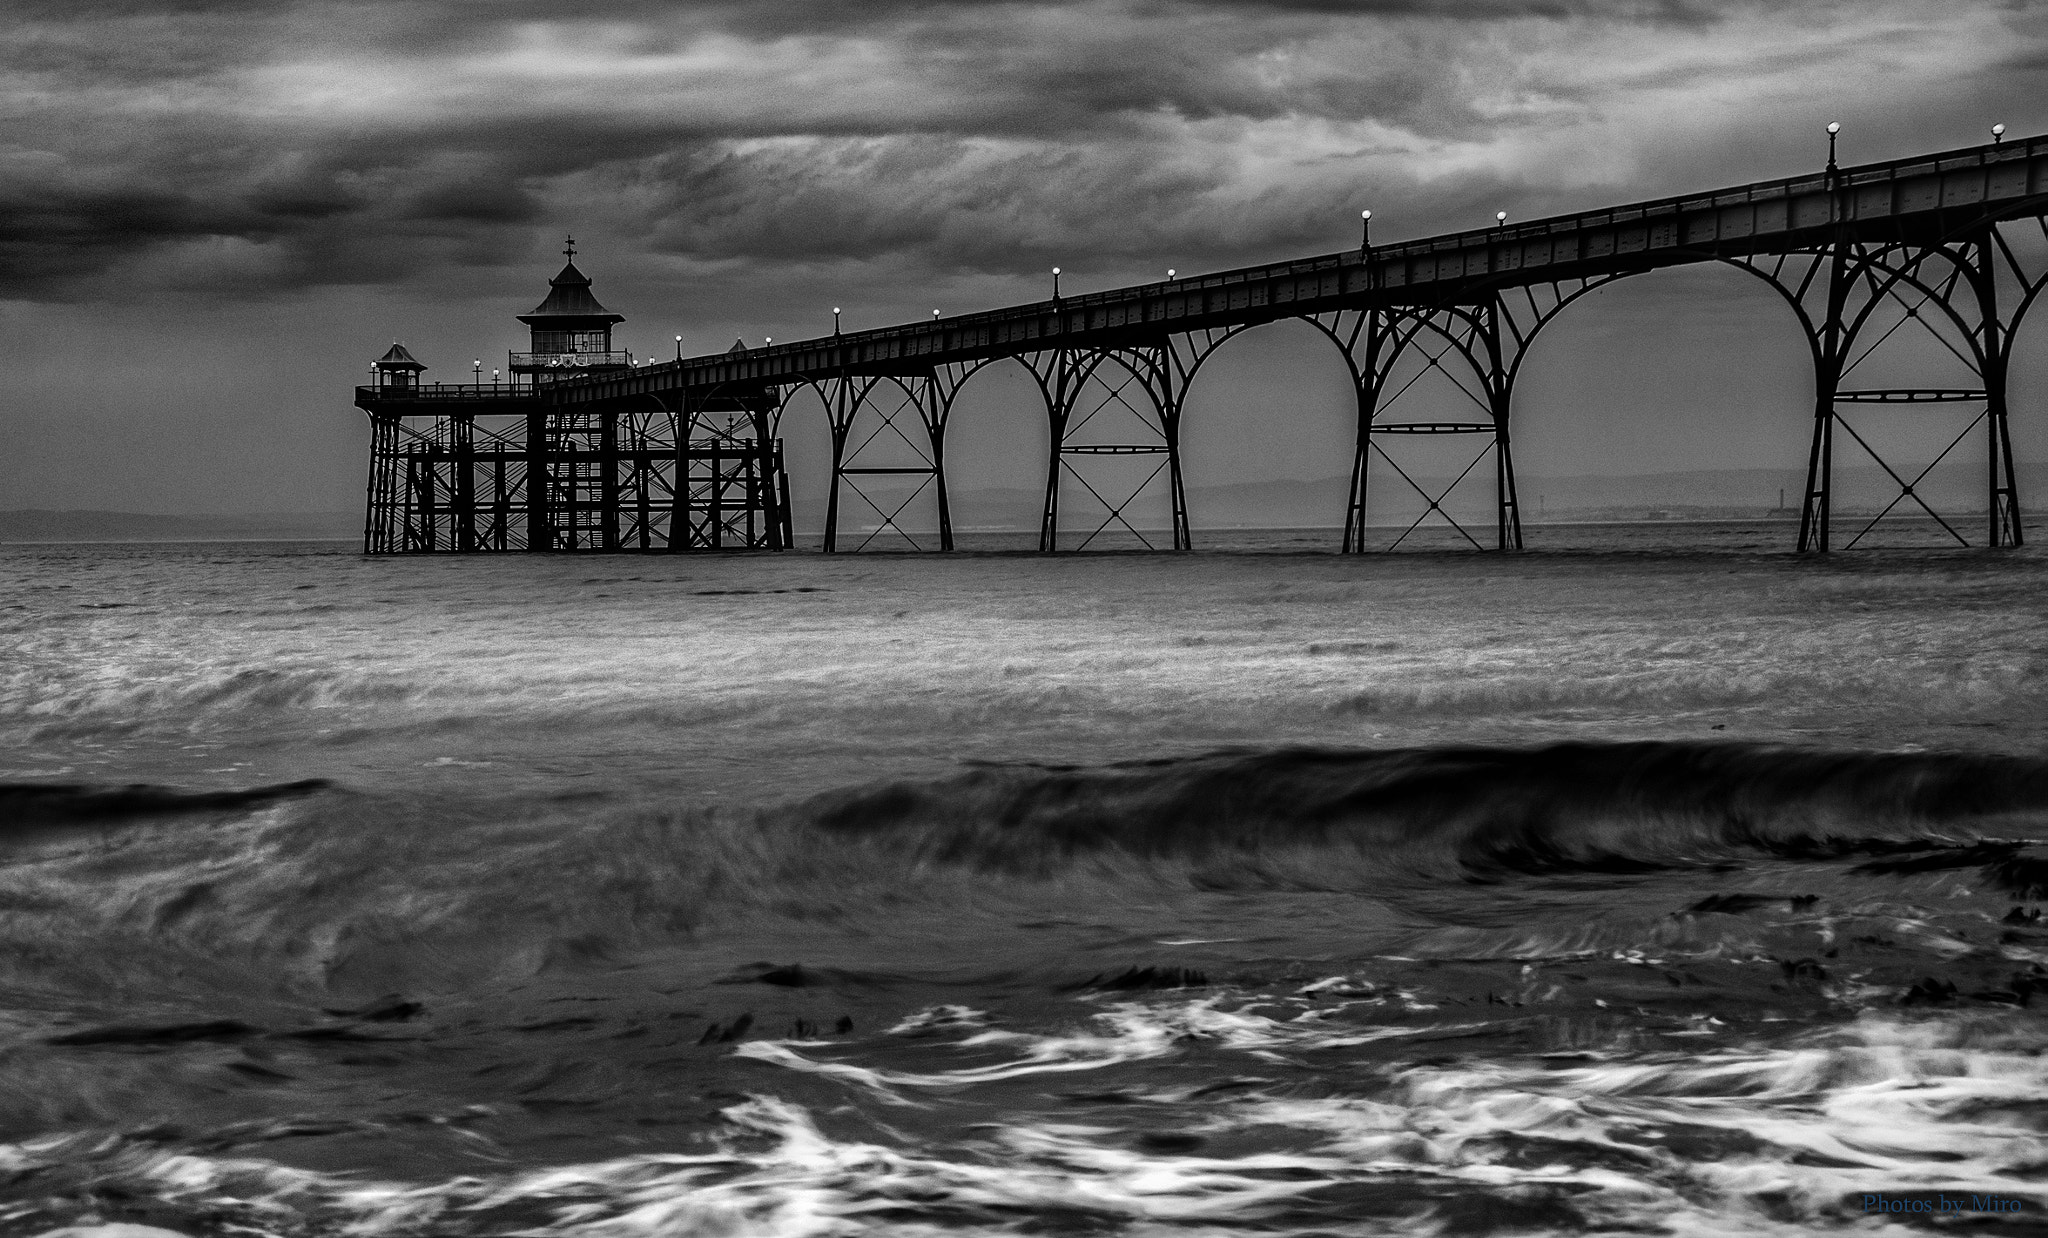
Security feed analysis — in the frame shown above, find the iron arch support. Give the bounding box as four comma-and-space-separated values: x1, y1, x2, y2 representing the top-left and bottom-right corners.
1830, 244, 1991, 377
1024, 345, 1189, 552
1108, 327, 1254, 551
1497, 272, 1639, 389
1330, 281, 1625, 553
1306, 307, 1478, 551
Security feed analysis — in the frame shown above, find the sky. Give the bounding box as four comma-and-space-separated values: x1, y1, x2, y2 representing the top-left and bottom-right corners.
3, 0, 2047, 517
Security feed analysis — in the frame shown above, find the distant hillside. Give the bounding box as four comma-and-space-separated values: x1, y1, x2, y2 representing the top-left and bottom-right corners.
18, 458, 2045, 541
0, 510, 358, 543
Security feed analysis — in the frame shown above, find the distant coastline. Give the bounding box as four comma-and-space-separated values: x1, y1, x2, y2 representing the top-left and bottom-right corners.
0, 510, 357, 544
11, 457, 2040, 543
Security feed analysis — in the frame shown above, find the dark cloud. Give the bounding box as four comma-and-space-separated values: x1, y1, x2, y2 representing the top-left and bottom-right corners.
0, 0, 2040, 304
0, 183, 217, 288
1166, 0, 1722, 16
398, 178, 543, 226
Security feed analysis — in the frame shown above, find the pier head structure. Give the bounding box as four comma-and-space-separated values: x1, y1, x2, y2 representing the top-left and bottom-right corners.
356, 131, 2048, 553
356, 246, 792, 553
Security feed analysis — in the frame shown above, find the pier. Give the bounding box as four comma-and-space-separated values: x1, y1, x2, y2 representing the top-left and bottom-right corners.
356, 130, 2048, 554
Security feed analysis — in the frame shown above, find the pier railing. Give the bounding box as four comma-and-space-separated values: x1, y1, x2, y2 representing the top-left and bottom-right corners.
509, 352, 633, 371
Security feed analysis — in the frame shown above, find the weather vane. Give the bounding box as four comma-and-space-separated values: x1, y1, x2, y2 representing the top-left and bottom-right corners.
563, 234, 577, 261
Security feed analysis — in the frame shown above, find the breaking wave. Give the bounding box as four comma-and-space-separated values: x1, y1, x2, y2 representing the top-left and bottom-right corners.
796, 741, 2048, 884
0, 741, 2044, 1002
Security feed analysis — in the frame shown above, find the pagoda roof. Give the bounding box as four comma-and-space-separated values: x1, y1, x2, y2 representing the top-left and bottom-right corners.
516, 260, 625, 326
375, 341, 426, 370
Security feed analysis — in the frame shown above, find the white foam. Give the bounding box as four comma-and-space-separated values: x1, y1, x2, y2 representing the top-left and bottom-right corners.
741, 995, 1498, 1102
11, 1016, 2045, 1238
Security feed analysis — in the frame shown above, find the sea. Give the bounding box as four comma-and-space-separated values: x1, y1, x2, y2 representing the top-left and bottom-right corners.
2, 519, 2045, 1237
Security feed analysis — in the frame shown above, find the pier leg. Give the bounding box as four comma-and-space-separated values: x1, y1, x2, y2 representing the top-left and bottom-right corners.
405, 455, 430, 551
744, 451, 759, 548
669, 395, 691, 550
1976, 232, 2024, 548
599, 412, 620, 551
929, 420, 956, 552
1990, 366, 2022, 547
1157, 349, 1192, 551
751, 399, 791, 552
1482, 301, 1523, 552
451, 415, 476, 551
822, 378, 852, 553
1342, 399, 1373, 553
526, 408, 549, 550
1318, 308, 1397, 554
1495, 415, 1523, 551
1037, 354, 1070, 552
1797, 246, 1850, 553
775, 444, 794, 550
1482, 299, 1531, 549
710, 444, 725, 550
363, 416, 400, 554
1796, 388, 1835, 553
918, 369, 976, 553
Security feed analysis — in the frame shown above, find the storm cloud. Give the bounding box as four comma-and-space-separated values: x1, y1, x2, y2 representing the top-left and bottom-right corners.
6, 0, 2040, 303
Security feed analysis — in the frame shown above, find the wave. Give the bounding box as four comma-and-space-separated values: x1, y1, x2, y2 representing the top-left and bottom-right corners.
1, 741, 2043, 1002
794, 742, 2048, 886
0, 780, 328, 830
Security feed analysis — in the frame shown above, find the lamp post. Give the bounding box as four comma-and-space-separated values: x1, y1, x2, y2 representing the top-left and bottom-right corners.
833, 307, 842, 336
1166, 269, 1176, 280
1993, 123, 2006, 145
1052, 266, 1062, 300
1360, 209, 1372, 249
472, 359, 480, 387
1826, 120, 1840, 167
492, 368, 500, 388
675, 334, 682, 361
1495, 210, 1507, 227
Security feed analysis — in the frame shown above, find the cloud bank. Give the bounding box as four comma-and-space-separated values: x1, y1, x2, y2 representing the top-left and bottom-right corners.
3, 0, 2041, 307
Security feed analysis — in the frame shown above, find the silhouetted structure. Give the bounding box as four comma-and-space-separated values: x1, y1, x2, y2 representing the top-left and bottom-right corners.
356, 243, 790, 553
511, 242, 630, 379
357, 131, 2048, 553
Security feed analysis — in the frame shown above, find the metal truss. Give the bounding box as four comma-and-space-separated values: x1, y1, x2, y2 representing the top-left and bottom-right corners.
811, 359, 986, 552
1977, 214, 2048, 545
541, 408, 607, 550
670, 389, 791, 551
1716, 225, 2034, 550
1021, 327, 1245, 552
611, 402, 675, 551
1681, 155, 2048, 551
1311, 274, 1627, 552
366, 412, 530, 553
669, 441, 780, 551
362, 396, 787, 554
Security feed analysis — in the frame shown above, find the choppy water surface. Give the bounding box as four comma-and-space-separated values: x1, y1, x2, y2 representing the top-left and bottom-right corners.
2, 531, 2047, 1236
